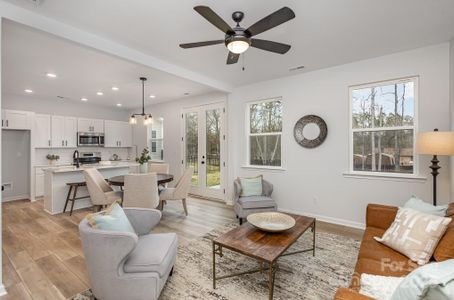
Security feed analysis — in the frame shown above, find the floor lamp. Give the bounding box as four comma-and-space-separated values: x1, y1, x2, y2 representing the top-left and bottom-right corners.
416, 129, 454, 206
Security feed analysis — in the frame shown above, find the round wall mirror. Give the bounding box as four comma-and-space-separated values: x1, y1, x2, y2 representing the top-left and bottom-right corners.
293, 115, 328, 148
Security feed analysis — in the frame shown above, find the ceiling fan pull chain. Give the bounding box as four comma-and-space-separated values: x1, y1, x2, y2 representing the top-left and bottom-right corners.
242, 54, 246, 71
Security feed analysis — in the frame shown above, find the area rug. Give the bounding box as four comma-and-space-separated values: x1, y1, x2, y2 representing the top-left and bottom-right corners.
70, 222, 360, 300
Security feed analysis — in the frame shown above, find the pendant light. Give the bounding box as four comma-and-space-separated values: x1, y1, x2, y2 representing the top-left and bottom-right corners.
129, 77, 153, 125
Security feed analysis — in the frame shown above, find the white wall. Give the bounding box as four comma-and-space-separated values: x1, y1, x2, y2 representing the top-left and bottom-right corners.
2, 94, 129, 121
450, 38, 454, 196
0, 18, 5, 295
135, 92, 227, 182
1, 130, 30, 201
228, 43, 451, 228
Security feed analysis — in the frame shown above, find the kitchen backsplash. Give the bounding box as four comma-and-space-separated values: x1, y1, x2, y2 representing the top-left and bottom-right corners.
35, 147, 132, 165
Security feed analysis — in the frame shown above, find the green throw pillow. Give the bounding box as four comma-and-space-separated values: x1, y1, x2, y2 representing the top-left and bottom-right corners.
391, 259, 454, 300
239, 175, 263, 197
404, 196, 448, 217
87, 202, 136, 235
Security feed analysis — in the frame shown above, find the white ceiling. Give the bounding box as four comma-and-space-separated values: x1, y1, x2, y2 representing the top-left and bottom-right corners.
1, 20, 218, 109
4, 0, 454, 87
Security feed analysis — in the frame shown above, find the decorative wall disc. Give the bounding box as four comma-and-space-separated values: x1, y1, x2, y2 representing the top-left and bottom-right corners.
293, 115, 328, 148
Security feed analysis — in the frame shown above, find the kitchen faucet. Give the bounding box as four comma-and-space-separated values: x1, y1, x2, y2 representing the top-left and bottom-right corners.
73, 150, 80, 168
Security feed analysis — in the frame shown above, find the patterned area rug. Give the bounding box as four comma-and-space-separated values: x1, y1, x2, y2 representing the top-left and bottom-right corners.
70, 222, 360, 300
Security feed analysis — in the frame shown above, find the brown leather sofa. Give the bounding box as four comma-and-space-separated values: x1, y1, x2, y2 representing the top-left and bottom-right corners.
334, 203, 454, 300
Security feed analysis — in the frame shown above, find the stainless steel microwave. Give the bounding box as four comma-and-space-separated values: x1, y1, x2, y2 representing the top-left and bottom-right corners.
77, 132, 104, 147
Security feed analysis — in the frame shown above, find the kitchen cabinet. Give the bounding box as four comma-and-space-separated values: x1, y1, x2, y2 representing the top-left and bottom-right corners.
1, 109, 33, 130
35, 167, 45, 198
105, 120, 132, 147
51, 116, 77, 148
34, 114, 52, 148
78, 118, 104, 133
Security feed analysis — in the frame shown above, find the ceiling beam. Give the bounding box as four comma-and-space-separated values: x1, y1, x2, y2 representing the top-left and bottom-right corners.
0, 1, 234, 93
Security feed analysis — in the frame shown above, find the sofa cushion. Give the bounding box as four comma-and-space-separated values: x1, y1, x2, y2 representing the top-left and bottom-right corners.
238, 195, 276, 209
404, 196, 448, 217
124, 233, 177, 277
374, 208, 451, 265
434, 222, 454, 262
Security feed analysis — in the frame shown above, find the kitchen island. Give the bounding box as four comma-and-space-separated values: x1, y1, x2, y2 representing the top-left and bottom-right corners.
44, 162, 139, 214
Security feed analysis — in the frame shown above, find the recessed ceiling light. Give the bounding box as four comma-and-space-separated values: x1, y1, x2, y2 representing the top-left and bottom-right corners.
184, 92, 190, 96
96, 92, 104, 96
81, 98, 88, 102
149, 95, 156, 98
24, 89, 33, 93
46, 73, 57, 78
289, 65, 305, 72
112, 86, 119, 91
116, 103, 122, 107
57, 96, 65, 100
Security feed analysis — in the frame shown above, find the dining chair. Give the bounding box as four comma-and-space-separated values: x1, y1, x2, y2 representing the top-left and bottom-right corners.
148, 163, 169, 174
159, 168, 194, 215
123, 173, 160, 209
83, 168, 123, 211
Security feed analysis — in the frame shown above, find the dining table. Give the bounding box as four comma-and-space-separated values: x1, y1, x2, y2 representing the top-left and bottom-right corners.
108, 173, 174, 187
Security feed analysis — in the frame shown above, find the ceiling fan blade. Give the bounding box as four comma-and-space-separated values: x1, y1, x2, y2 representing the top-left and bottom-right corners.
251, 39, 291, 54
226, 52, 240, 65
180, 40, 224, 49
194, 6, 233, 34
246, 7, 295, 37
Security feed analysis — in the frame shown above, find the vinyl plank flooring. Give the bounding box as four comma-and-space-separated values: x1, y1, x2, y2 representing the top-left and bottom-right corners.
1, 282, 32, 300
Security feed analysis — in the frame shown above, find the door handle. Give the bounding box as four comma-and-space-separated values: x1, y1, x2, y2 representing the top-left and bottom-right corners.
201, 161, 205, 165
48, 140, 51, 147
6, 120, 8, 127
62, 140, 64, 146
65, 140, 68, 146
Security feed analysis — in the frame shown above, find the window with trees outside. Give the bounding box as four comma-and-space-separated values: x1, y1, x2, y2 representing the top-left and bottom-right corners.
149, 117, 164, 160
248, 98, 282, 167
350, 77, 417, 175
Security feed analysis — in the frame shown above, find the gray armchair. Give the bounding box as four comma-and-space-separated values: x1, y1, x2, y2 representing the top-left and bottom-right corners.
233, 178, 277, 225
79, 208, 177, 300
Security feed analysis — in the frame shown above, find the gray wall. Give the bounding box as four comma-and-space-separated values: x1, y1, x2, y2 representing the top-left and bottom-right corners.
1, 130, 30, 201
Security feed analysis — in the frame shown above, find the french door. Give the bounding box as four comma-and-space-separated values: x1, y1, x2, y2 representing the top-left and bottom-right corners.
182, 102, 226, 200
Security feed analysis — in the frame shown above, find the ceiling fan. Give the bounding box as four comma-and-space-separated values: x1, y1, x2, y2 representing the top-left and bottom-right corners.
179, 6, 295, 65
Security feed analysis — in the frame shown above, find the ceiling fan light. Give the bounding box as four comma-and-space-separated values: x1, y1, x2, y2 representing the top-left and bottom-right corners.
227, 40, 249, 54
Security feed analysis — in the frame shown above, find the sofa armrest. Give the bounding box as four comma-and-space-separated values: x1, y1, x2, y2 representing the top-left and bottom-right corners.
233, 180, 242, 204
366, 204, 398, 230
334, 288, 375, 300
262, 180, 273, 197
124, 208, 162, 236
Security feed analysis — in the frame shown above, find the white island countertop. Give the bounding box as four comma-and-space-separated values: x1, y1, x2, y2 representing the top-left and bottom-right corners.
44, 161, 139, 173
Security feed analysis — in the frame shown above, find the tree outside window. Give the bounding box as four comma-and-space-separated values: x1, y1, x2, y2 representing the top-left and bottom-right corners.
350, 78, 417, 174
248, 99, 282, 167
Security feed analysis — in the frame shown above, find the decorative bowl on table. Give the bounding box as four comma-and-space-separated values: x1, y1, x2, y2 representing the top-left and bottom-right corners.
247, 212, 296, 233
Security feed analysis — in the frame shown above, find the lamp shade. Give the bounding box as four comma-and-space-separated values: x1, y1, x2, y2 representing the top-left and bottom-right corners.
416, 131, 454, 155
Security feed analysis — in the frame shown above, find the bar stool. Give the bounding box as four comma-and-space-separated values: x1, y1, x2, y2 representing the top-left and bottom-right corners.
63, 181, 90, 216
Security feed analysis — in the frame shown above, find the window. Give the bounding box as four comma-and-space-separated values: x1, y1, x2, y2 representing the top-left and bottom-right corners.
149, 118, 164, 160
247, 98, 282, 167
350, 77, 417, 175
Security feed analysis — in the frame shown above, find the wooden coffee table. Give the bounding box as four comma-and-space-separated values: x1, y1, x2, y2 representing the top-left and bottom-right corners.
212, 213, 315, 300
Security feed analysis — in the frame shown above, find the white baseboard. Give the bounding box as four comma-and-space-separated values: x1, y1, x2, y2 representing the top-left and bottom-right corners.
0, 283, 7, 296
278, 208, 365, 230
2, 194, 29, 202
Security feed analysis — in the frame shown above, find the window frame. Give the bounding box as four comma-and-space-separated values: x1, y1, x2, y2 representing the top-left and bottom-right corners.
245, 97, 284, 169
148, 118, 164, 160
348, 76, 419, 178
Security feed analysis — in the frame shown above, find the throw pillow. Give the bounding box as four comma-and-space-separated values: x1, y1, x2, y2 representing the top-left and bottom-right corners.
404, 196, 448, 217
391, 259, 454, 300
434, 204, 454, 261
359, 274, 404, 300
374, 208, 451, 265
86, 202, 136, 235
238, 175, 263, 197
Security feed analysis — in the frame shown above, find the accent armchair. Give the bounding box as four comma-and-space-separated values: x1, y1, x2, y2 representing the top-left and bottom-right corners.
233, 178, 277, 224
79, 208, 177, 300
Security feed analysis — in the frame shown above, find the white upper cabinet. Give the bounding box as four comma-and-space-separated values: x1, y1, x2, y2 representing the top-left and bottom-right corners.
105, 120, 132, 148
2, 109, 33, 130
51, 116, 77, 148
78, 118, 104, 133
34, 114, 51, 148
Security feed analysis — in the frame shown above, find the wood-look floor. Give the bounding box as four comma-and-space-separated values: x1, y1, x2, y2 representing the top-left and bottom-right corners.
1, 198, 363, 300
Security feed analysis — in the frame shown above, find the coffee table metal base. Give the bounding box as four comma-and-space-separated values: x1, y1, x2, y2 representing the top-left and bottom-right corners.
212, 221, 316, 300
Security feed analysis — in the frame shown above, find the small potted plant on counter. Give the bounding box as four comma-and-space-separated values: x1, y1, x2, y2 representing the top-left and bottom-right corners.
46, 154, 60, 166
136, 148, 151, 173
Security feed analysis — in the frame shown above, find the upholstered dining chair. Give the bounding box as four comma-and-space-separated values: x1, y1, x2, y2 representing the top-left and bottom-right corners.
149, 163, 170, 174
159, 167, 194, 215
233, 178, 277, 225
84, 168, 123, 211
123, 173, 160, 209
79, 208, 177, 300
